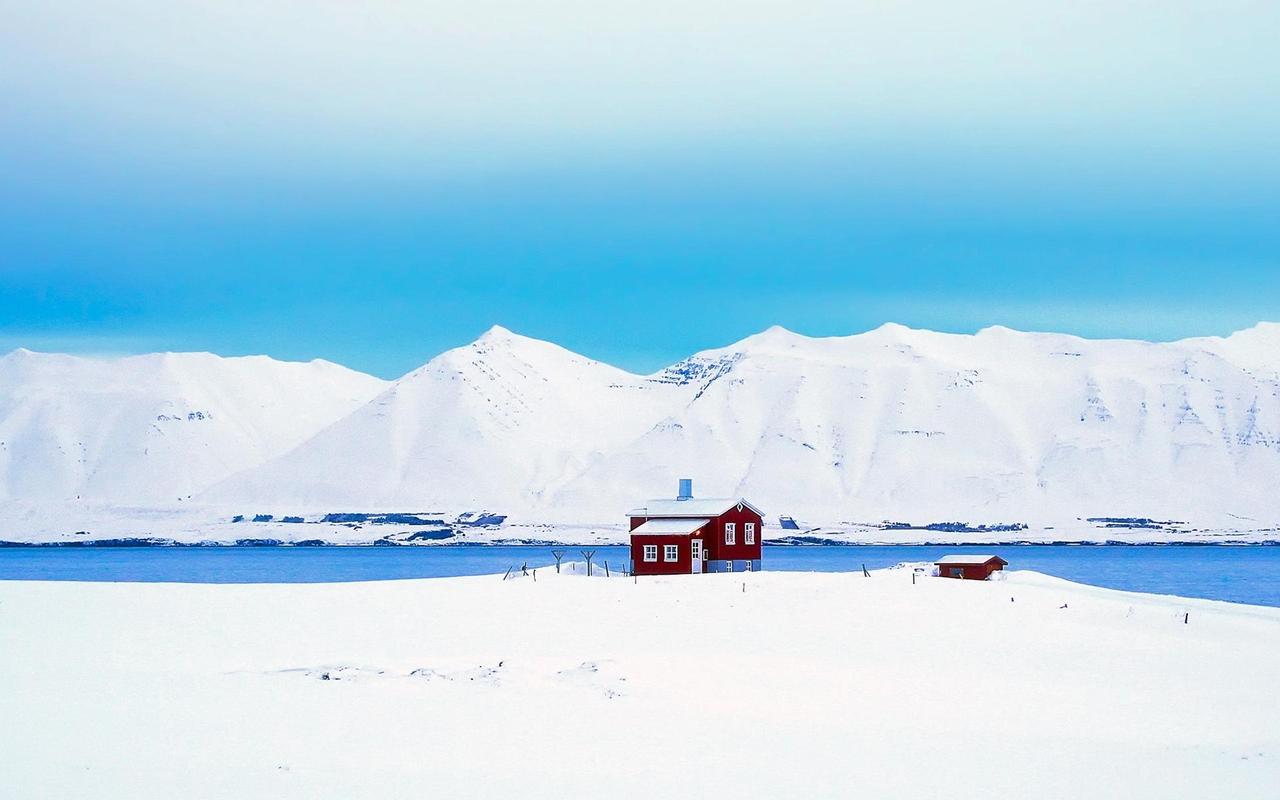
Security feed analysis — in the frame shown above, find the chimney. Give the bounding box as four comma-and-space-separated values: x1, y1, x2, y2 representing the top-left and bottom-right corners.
677, 478, 693, 501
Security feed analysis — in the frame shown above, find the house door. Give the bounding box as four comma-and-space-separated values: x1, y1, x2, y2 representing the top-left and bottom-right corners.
691, 539, 703, 574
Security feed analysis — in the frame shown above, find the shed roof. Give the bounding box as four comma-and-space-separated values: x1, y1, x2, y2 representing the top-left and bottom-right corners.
627, 497, 764, 518
934, 554, 1008, 565
630, 518, 712, 536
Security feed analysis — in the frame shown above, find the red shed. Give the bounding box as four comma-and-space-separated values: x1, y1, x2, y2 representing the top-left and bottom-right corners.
935, 554, 1008, 580
628, 479, 763, 576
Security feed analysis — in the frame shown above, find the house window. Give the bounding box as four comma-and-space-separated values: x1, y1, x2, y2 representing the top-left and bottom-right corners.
725, 522, 736, 545
643, 545, 658, 562
745, 560, 753, 572
745, 522, 756, 545
725, 560, 733, 572
664, 544, 679, 562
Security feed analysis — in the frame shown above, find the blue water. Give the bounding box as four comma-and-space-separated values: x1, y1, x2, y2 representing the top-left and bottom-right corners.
1, 545, 1277, 607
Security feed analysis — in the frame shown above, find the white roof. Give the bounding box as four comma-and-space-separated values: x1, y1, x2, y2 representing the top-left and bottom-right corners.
935, 554, 1007, 565
630, 518, 712, 536
626, 497, 764, 518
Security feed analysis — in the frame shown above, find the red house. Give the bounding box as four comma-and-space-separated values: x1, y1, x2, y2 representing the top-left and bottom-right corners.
934, 554, 1008, 580
628, 479, 763, 576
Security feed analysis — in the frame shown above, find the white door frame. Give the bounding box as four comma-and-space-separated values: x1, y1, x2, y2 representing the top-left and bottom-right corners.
691, 539, 704, 574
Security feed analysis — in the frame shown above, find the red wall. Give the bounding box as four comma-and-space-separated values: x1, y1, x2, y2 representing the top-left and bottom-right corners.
704, 505, 764, 563
628, 503, 764, 575
938, 562, 1004, 580
631, 534, 695, 575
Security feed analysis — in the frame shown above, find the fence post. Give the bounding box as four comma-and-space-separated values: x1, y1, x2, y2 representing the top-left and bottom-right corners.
552, 550, 566, 573
581, 550, 596, 577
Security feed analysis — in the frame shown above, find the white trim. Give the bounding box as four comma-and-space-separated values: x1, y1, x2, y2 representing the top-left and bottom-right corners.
724, 522, 736, 545
664, 544, 679, 562
744, 522, 756, 545
643, 544, 658, 562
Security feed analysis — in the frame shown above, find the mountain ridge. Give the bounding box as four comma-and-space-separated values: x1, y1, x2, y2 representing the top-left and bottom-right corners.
2, 323, 1277, 530
0, 349, 388, 505
205, 322, 1280, 526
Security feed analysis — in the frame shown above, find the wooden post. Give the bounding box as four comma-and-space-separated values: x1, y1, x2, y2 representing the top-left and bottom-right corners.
581, 550, 596, 577
862, 563, 870, 578
604, 561, 610, 578
551, 550, 566, 573
502, 566, 512, 581
1184, 612, 1189, 624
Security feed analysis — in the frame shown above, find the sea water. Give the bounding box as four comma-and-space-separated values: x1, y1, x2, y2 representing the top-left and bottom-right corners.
1, 544, 1277, 607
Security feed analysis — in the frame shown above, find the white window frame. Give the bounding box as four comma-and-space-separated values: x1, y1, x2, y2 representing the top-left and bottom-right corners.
724, 522, 736, 545
643, 544, 658, 562
745, 522, 756, 545
725, 560, 733, 572
745, 560, 753, 572
664, 544, 679, 562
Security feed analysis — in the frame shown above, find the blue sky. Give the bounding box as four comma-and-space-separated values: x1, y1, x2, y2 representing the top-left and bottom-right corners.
2, 1, 1278, 378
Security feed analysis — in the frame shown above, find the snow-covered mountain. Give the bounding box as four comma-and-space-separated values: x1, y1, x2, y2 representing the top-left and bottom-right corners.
204, 323, 1280, 528
2, 324, 1277, 533
0, 350, 388, 505
205, 326, 696, 511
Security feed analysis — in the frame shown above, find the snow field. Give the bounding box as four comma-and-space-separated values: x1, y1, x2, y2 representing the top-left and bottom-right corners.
1, 568, 1277, 798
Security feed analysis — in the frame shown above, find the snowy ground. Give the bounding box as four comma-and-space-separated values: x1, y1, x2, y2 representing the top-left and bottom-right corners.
2, 568, 1277, 798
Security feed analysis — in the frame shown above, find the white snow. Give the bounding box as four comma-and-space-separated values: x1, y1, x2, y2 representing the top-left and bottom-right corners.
204, 322, 1280, 530
0, 349, 387, 505
629, 517, 711, 535
2, 321, 1279, 542
936, 554, 1005, 564
1, 568, 1276, 798
626, 497, 761, 517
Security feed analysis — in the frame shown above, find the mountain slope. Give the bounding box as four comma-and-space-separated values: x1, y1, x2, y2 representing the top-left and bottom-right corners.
545, 323, 1280, 524
0, 350, 388, 505
204, 326, 694, 510
206, 323, 1280, 527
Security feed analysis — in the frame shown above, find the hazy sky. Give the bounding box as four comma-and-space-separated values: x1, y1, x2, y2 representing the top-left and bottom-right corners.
2, 1, 1278, 377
